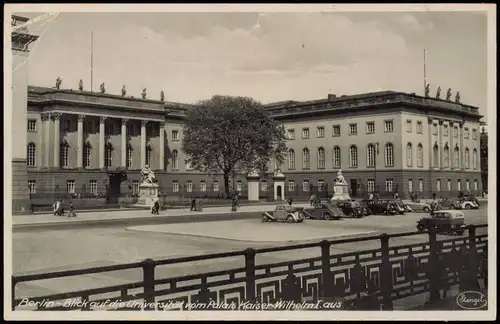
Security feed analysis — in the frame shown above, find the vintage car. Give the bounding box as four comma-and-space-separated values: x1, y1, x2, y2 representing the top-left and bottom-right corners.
363, 200, 399, 215
358, 200, 372, 216
416, 210, 466, 235
462, 193, 480, 206
404, 201, 433, 213
262, 204, 305, 223
304, 203, 344, 220
439, 198, 479, 210
336, 201, 364, 218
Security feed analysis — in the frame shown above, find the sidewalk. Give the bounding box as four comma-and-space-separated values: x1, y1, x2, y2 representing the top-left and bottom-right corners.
12, 203, 311, 227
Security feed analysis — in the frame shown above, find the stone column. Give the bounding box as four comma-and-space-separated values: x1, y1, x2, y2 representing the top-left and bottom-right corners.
428, 118, 434, 169
438, 120, 443, 169
77, 114, 85, 168
459, 123, 464, 170
159, 121, 165, 170
99, 116, 107, 169
141, 120, 147, 169
121, 118, 128, 167
53, 113, 61, 168
449, 122, 454, 169
41, 113, 51, 168
247, 170, 261, 202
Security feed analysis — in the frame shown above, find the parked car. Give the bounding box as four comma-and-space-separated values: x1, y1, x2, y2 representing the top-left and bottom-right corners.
462, 193, 480, 206
359, 200, 373, 216
416, 210, 466, 235
439, 198, 479, 210
363, 200, 399, 215
262, 204, 305, 223
304, 203, 343, 220
337, 201, 364, 218
405, 201, 433, 213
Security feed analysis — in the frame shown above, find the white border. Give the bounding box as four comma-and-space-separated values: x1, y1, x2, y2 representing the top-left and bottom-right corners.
4, 3, 497, 321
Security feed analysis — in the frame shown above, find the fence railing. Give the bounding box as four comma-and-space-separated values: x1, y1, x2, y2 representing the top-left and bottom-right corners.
12, 224, 487, 311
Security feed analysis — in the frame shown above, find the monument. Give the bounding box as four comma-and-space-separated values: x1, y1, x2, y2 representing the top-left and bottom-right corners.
330, 169, 351, 201
135, 165, 159, 207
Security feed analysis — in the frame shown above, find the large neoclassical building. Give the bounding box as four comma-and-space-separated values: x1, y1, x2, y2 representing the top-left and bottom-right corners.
23, 84, 483, 202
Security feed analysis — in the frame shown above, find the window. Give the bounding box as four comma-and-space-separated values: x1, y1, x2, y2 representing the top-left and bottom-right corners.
105, 122, 114, 135
406, 120, 412, 133
417, 144, 423, 168
457, 180, 461, 191
84, 143, 92, 168
127, 146, 133, 169
84, 121, 94, 134
172, 181, 179, 192
464, 128, 470, 139
419, 179, 424, 192
27, 119, 37, 132
287, 129, 295, 140
466, 180, 470, 191
474, 180, 478, 191
200, 181, 207, 192
317, 148, 325, 169
454, 126, 459, 138
333, 146, 341, 168
367, 179, 375, 193
186, 181, 193, 193
416, 121, 423, 134
172, 130, 179, 141
385, 143, 394, 167
302, 180, 310, 192
349, 145, 358, 167
367, 144, 375, 167
213, 181, 219, 192
332, 125, 340, 137
436, 179, 441, 192
447, 179, 452, 191
60, 142, 69, 168
472, 149, 478, 169
453, 147, 460, 169
433, 145, 439, 168
349, 124, 357, 135
433, 124, 438, 135
317, 126, 325, 138
472, 129, 477, 140
236, 181, 242, 192
384, 120, 394, 133
171, 150, 178, 170
317, 180, 325, 192
366, 122, 375, 134
28, 180, 36, 194
406, 143, 413, 167
126, 123, 135, 136
302, 148, 310, 169
302, 128, 310, 139
385, 179, 394, 192
89, 180, 97, 194
408, 179, 413, 193
146, 146, 153, 167
132, 180, 139, 195
66, 180, 75, 194
105, 144, 113, 167
443, 125, 448, 136
27, 143, 36, 167
443, 145, 450, 168
288, 149, 295, 170
260, 181, 268, 192
464, 148, 470, 169
288, 180, 296, 192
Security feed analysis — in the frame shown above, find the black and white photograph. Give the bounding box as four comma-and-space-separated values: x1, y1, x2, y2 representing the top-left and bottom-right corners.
4, 4, 495, 321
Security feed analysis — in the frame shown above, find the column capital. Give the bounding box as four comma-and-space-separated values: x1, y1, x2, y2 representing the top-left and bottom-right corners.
41, 113, 51, 121
78, 114, 86, 122
159, 121, 166, 128
141, 120, 148, 127
121, 118, 129, 125
51, 112, 62, 120
99, 116, 107, 123
438, 120, 444, 125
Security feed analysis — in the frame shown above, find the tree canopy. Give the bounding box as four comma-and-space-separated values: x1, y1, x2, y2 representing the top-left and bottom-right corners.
181, 95, 287, 195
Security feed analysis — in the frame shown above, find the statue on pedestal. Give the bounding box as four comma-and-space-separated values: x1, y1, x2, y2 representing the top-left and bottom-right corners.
55, 77, 62, 90
455, 92, 461, 103
330, 169, 351, 202
142, 88, 147, 99
335, 169, 347, 185
140, 165, 156, 184
100, 82, 106, 93
435, 87, 441, 99
424, 84, 430, 97
446, 88, 452, 101
79, 79, 84, 91
121, 85, 127, 97
160, 90, 165, 102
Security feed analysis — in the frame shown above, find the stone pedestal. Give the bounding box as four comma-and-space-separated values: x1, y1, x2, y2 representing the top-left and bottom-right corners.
135, 183, 159, 207
272, 171, 286, 202
330, 183, 351, 202
246, 170, 260, 202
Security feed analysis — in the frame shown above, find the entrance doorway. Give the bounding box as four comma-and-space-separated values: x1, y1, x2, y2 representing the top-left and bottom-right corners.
106, 170, 127, 205
276, 185, 283, 201
350, 179, 358, 197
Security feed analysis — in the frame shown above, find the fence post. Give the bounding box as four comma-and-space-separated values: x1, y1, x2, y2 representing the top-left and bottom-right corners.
11, 277, 17, 311
245, 248, 256, 303
427, 229, 441, 303
142, 258, 156, 311
320, 240, 333, 301
460, 225, 480, 292
379, 234, 393, 310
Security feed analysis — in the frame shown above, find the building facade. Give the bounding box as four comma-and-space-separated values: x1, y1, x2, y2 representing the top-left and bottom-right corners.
24, 87, 483, 202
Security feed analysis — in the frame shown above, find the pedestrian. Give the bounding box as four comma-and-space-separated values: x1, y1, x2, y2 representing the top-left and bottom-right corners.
153, 199, 160, 215
287, 196, 293, 206
68, 201, 77, 217
368, 192, 374, 201
394, 191, 399, 199
432, 193, 437, 201
191, 197, 197, 211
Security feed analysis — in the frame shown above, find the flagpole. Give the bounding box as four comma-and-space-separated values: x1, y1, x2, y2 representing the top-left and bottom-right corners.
423, 49, 427, 93
91, 30, 94, 92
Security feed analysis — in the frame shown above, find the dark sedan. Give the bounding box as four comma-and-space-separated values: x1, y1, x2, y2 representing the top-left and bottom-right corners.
304, 203, 343, 220
337, 201, 364, 218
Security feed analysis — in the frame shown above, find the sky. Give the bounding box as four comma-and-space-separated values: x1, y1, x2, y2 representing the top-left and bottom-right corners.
13, 7, 489, 119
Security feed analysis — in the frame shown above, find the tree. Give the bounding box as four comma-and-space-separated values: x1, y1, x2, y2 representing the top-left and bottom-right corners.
182, 95, 287, 197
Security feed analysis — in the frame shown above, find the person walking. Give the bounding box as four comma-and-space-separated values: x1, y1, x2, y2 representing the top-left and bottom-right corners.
190, 197, 197, 211
68, 201, 77, 217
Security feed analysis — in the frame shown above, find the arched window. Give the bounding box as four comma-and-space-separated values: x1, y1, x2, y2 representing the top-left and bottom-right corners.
406, 143, 413, 167
333, 146, 341, 168
288, 149, 295, 170
417, 143, 423, 168
60, 141, 69, 168
146, 144, 153, 167
317, 147, 325, 169
126, 144, 133, 169
302, 148, 310, 169
385, 143, 394, 167
453, 146, 460, 169
367, 144, 375, 167
433, 144, 439, 168
465, 148, 470, 169
27, 143, 36, 167
472, 149, 478, 169
83, 142, 92, 168
349, 145, 358, 167
443, 144, 450, 168
105, 143, 113, 167
171, 150, 179, 170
